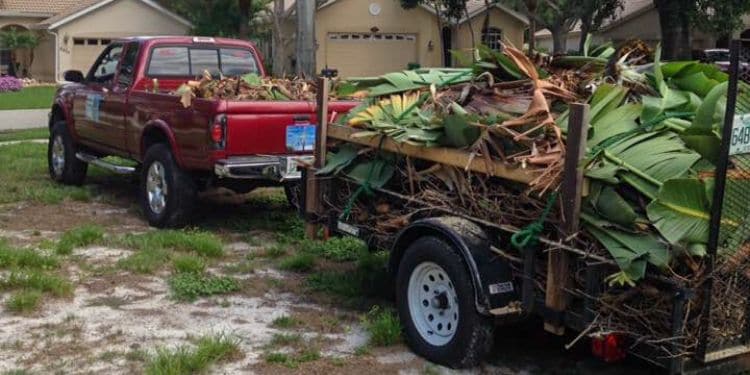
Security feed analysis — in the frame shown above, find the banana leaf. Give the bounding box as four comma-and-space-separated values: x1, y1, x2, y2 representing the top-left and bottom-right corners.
316, 145, 359, 175
442, 114, 480, 148
588, 103, 641, 146
646, 178, 711, 245
347, 69, 473, 97
679, 82, 728, 164
588, 184, 639, 227
345, 159, 395, 189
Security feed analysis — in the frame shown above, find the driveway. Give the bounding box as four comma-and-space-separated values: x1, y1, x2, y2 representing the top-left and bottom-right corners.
0, 109, 48, 130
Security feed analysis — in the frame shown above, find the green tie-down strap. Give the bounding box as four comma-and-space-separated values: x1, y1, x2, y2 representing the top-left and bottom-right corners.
511, 192, 559, 250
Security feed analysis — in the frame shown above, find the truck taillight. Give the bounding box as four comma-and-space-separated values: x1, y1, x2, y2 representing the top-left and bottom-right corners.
211, 115, 227, 148
591, 333, 626, 363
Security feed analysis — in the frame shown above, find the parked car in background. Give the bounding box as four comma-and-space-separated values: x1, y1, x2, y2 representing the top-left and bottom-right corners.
48, 36, 356, 227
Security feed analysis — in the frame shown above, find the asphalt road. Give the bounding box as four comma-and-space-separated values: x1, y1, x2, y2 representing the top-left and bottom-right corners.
0, 109, 48, 130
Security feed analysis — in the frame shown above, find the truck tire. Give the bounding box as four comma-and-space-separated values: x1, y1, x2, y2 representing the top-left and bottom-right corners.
48, 121, 88, 185
140, 144, 196, 228
284, 182, 302, 214
396, 236, 494, 368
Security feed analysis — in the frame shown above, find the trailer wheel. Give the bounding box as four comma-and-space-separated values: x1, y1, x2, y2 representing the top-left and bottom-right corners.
396, 236, 493, 368
48, 121, 87, 185
140, 144, 196, 228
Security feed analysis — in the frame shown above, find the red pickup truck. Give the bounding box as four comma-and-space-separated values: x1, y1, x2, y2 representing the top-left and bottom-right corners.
48, 36, 355, 227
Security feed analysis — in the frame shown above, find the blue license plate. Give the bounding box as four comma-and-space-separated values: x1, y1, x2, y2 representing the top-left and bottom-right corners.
286, 124, 316, 152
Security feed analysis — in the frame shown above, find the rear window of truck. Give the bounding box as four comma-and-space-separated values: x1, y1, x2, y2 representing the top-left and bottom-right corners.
147, 46, 259, 77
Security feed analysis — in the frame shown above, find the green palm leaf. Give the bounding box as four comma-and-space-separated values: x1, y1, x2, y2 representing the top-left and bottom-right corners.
646, 178, 710, 245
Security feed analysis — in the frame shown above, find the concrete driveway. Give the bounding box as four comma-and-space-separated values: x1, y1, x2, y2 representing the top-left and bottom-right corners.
0, 109, 48, 130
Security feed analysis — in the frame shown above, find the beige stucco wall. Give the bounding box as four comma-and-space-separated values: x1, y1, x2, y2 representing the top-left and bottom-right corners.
314, 0, 442, 75
536, 32, 583, 54
454, 7, 526, 61
54, 0, 189, 80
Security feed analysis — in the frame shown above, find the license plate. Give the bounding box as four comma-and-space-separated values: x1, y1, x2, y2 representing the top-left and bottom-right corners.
286, 124, 316, 152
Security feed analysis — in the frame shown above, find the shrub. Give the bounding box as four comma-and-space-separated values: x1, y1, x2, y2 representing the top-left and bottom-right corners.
168, 273, 239, 301
0, 76, 22, 93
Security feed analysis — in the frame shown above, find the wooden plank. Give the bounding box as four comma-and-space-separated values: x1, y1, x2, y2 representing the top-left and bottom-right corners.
305, 77, 330, 239
544, 103, 589, 335
327, 125, 538, 184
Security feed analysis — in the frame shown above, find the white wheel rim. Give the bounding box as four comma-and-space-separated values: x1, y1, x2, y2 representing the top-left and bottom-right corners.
146, 161, 167, 214
407, 261, 459, 346
51, 135, 65, 176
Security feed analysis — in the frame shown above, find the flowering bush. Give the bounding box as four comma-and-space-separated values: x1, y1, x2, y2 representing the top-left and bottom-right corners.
0, 76, 23, 93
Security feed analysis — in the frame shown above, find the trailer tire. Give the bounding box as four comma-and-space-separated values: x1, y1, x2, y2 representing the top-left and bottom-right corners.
140, 144, 196, 228
396, 236, 493, 368
48, 121, 87, 185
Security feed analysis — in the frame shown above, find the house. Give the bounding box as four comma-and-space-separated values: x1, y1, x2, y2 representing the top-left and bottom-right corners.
535, 0, 750, 53
0, 0, 191, 81
280, 0, 528, 78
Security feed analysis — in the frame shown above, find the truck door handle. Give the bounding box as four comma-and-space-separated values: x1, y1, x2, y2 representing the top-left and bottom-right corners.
293, 115, 311, 122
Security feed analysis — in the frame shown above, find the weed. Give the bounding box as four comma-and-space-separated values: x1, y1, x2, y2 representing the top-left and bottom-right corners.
118, 248, 170, 274
125, 349, 147, 362
297, 348, 321, 362
278, 253, 316, 272
362, 306, 401, 346
168, 273, 240, 302
307, 271, 361, 298
98, 350, 120, 362
353, 345, 370, 356
5, 290, 42, 313
172, 255, 206, 274
270, 315, 299, 329
119, 230, 223, 258
56, 224, 104, 255
263, 244, 288, 258
264, 352, 294, 367
222, 260, 254, 274
268, 333, 302, 348
145, 334, 240, 375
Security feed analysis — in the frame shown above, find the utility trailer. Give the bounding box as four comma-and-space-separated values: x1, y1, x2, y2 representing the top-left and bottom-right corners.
301, 40, 750, 373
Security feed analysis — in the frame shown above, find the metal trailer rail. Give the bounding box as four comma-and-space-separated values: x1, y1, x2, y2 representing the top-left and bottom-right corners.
300, 39, 750, 374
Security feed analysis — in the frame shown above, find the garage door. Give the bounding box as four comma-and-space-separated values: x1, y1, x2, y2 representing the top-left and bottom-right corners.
72, 38, 112, 73
326, 33, 417, 78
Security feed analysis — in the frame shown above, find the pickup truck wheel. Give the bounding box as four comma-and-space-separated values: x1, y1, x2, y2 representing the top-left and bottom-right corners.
141, 144, 196, 228
48, 121, 87, 185
396, 236, 494, 368
284, 182, 302, 214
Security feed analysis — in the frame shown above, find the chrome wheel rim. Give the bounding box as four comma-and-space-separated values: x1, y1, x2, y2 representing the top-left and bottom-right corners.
407, 261, 459, 346
51, 135, 65, 176
146, 161, 167, 214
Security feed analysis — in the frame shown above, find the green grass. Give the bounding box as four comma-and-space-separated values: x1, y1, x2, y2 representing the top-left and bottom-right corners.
145, 334, 241, 375
172, 255, 206, 274
268, 333, 302, 347
0, 269, 73, 297
362, 306, 402, 346
168, 273, 240, 302
0, 86, 57, 110
270, 315, 299, 329
297, 237, 367, 262
0, 127, 48, 142
0, 240, 58, 269
278, 253, 316, 272
306, 251, 390, 299
56, 224, 105, 255
263, 348, 320, 369
0, 142, 93, 204
119, 230, 224, 258
118, 248, 171, 274
5, 290, 42, 314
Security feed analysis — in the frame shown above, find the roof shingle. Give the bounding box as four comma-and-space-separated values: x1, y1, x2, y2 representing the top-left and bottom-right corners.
0, 0, 82, 15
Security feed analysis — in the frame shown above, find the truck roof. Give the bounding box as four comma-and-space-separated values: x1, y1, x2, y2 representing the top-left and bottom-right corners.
114, 36, 258, 50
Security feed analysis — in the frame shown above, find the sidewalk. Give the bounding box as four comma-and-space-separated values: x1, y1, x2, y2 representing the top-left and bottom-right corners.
0, 109, 48, 130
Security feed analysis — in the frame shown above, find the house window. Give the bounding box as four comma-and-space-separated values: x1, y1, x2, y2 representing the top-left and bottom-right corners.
481, 27, 503, 51
73, 38, 85, 45
0, 49, 10, 73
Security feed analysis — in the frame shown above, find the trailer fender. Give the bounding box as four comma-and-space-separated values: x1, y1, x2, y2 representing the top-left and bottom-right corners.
390, 216, 517, 316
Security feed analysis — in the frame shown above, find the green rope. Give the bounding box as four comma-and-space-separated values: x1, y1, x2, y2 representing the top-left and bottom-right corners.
511, 192, 558, 250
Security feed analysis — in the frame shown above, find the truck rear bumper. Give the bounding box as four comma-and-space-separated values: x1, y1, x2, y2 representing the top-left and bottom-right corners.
214, 155, 313, 181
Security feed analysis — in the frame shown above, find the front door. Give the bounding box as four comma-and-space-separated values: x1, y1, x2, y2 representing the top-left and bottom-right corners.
72, 43, 126, 151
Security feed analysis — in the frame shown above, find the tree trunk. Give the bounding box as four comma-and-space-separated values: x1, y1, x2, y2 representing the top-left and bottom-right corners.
271, 0, 286, 77
238, 0, 251, 40
551, 26, 568, 55
578, 14, 592, 54
296, 0, 316, 77
7, 50, 17, 77
525, 0, 538, 56
654, 0, 692, 59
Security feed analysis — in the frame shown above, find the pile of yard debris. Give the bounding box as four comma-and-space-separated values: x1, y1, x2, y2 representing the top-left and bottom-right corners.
314, 40, 750, 357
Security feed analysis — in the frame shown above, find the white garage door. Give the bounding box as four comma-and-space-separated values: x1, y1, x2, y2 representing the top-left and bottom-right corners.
326, 33, 417, 78
72, 38, 113, 73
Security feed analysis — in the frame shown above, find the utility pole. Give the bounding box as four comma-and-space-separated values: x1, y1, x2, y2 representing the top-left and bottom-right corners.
296, 0, 316, 78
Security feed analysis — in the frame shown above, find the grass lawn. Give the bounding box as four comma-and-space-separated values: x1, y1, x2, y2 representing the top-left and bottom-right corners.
0, 127, 48, 142
0, 86, 57, 110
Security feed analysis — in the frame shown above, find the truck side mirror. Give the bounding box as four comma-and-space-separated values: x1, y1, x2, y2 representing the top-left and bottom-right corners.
63, 70, 85, 83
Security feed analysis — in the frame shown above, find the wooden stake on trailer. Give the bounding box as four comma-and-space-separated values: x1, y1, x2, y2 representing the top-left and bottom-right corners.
544, 103, 589, 335
304, 77, 329, 239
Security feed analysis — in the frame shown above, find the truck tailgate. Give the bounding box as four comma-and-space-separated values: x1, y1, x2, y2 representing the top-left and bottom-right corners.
224, 101, 358, 156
